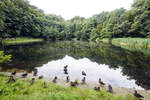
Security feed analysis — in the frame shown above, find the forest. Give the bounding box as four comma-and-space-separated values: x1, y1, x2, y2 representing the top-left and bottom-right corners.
0, 0, 150, 41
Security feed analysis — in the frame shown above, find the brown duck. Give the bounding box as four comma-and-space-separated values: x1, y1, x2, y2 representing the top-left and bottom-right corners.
33, 69, 38, 76
11, 71, 16, 75
66, 76, 70, 83
99, 78, 105, 86
52, 76, 58, 83
38, 75, 43, 79
43, 81, 47, 88
30, 78, 35, 85
64, 65, 68, 69
134, 90, 144, 100
7, 76, 16, 83
70, 81, 78, 87
82, 71, 86, 76
107, 85, 113, 93
81, 77, 86, 84
21, 72, 28, 78
94, 86, 100, 91
64, 71, 68, 75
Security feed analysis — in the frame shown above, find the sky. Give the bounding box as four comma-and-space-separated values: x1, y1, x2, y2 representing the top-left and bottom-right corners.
28, 0, 134, 20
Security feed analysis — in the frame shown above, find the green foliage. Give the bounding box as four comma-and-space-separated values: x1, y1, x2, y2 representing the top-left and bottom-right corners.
0, 51, 11, 64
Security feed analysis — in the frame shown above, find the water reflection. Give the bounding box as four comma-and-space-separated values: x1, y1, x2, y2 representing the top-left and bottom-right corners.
0, 41, 150, 90
37, 55, 143, 90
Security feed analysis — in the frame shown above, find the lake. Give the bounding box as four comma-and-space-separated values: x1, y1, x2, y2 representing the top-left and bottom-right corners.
0, 41, 150, 90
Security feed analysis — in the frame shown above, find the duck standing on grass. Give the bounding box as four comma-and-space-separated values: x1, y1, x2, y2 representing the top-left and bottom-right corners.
30, 78, 35, 85
38, 75, 43, 79
134, 90, 144, 100
70, 81, 78, 87
43, 81, 47, 88
107, 84, 113, 93
94, 86, 100, 91
7, 76, 16, 83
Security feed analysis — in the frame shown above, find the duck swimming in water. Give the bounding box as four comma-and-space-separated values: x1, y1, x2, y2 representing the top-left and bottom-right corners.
82, 71, 86, 76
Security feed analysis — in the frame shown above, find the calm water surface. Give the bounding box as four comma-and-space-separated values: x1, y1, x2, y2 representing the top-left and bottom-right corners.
1, 41, 150, 90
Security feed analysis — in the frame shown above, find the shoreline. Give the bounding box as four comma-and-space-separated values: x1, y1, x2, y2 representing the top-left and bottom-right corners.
98, 38, 150, 54
2, 37, 44, 45
1, 72, 150, 100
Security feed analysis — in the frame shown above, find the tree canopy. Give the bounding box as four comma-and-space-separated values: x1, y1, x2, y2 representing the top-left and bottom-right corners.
0, 0, 150, 41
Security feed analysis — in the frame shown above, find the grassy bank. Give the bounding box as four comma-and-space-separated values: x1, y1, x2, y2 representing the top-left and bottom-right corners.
99, 38, 150, 53
0, 74, 137, 100
2, 37, 44, 45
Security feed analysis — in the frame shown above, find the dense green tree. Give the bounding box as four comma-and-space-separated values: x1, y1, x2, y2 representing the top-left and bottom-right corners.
0, 0, 150, 41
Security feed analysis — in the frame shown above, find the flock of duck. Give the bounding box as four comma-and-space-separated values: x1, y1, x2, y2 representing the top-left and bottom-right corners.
7, 65, 144, 100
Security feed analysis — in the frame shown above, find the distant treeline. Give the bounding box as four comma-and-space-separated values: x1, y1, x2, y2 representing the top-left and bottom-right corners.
0, 0, 150, 41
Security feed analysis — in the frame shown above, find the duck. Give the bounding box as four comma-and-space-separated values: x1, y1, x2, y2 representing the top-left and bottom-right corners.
66, 76, 70, 83
94, 86, 100, 91
74, 80, 79, 86
43, 81, 47, 88
64, 71, 68, 75
38, 75, 43, 79
107, 85, 113, 93
33, 69, 38, 76
11, 71, 16, 75
64, 68, 68, 72
82, 71, 86, 76
21, 72, 28, 78
52, 76, 58, 83
70, 81, 78, 87
81, 77, 86, 84
30, 78, 35, 85
7, 76, 16, 83
64, 65, 68, 69
134, 90, 144, 100
99, 78, 105, 86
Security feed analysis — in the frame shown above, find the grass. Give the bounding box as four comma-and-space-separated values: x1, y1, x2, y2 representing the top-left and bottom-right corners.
2, 37, 44, 45
99, 38, 150, 53
0, 74, 137, 100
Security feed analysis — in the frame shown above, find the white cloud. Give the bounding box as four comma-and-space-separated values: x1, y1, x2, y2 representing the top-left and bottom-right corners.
28, 0, 133, 20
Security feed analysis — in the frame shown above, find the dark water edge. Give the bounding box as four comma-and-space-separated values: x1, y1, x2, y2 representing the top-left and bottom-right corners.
0, 41, 150, 90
